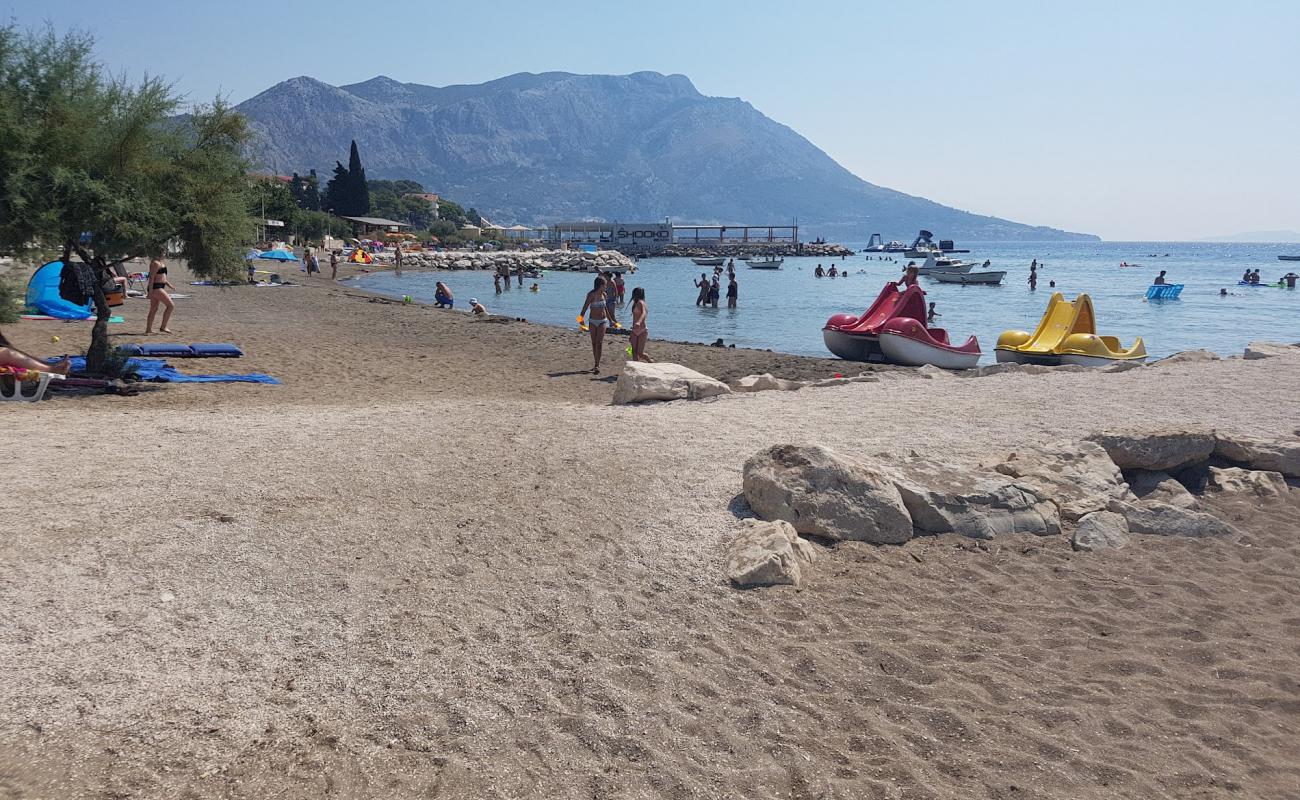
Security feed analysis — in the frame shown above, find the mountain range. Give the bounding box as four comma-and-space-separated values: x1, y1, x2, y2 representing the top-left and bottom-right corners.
235, 71, 1097, 242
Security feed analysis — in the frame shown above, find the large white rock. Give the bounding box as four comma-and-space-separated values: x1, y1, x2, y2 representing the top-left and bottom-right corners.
1207, 466, 1289, 499
1071, 511, 1130, 552
1107, 500, 1237, 538
725, 519, 817, 588
611, 362, 731, 405
892, 457, 1061, 539
1213, 435, 1300, 478
742, 445, 914, 544
995, 440, 1133, 521
1086, 430, 1216, 472
1243, 341, 1298, 360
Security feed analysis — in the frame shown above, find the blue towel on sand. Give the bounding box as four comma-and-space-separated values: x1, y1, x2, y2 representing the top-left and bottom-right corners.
55, 357, 279, 384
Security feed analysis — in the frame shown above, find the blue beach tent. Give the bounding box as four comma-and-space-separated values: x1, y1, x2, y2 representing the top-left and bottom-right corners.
25, 260, 93, 319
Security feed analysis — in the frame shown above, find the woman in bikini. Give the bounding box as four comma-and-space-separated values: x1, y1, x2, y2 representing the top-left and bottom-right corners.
629, 287, 652, 363
579, 275, 615, 374
145, 256, 176, 334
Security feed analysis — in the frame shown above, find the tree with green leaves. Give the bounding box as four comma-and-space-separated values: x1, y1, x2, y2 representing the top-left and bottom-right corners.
0, 25, 253, 373
324, 140, 371, 216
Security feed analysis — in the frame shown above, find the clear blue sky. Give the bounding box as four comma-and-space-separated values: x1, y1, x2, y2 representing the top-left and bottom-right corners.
7, 0, 1298, 240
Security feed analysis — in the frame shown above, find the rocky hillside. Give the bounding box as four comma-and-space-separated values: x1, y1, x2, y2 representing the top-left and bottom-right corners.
236, 71, 1096, 241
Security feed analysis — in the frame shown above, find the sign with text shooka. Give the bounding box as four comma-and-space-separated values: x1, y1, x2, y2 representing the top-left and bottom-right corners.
612, 223, 670, 246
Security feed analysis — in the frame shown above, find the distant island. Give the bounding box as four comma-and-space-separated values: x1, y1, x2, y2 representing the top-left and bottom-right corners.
1200, 230, 1300, 243
234, 71, 1098, 243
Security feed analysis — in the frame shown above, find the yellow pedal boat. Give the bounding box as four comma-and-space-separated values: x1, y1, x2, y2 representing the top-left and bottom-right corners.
995, 293, 1146, 366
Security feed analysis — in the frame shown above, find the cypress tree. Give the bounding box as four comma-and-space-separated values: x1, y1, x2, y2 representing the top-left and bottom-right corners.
347, 140, 370, 215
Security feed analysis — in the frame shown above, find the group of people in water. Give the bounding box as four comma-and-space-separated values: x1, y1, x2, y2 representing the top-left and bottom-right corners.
1240, 268, 1299, 288
693, 262, 740, 308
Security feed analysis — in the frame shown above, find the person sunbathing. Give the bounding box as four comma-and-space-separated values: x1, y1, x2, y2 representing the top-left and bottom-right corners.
0, 332, 70, 375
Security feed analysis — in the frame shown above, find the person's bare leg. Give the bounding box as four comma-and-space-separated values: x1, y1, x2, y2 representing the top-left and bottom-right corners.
145, 296, 159, 334
1, 347, 69, 374
590, 327, 604, 373
159, 293, 175, 333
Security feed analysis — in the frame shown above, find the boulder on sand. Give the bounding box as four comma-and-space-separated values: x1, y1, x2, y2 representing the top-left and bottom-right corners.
611, 362, 731, 405
1086, 430, 1216, 473
1243, 341, 1298, 360
1126, 469, 1200, 509
1107, 499, 1237, 538
1213, 434, 1300, 478
1207, 466, 1289, 499
994, 440, 1132, 521
742, 445, 914, 544
891, 457, 1061, 539
725, 519, 817, 588
729, 373, 802, 393
1071, 510, 1130, 552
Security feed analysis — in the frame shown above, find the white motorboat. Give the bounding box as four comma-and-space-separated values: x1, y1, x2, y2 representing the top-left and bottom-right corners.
928, 270, 1007, 285
864, 233, 908, 253
691, 257, 726, 266
746, 257, 784, 269
913, 253, 973, 275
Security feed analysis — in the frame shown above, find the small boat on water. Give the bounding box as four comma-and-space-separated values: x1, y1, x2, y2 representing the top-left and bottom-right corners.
691, 257, 726, 266
929, 270, 1007, 285
822, 283, 927, 362
913, 253, 974, 275
877, 317, 981, 370
746, 257, 784, 269
1279, 255, 1300, 261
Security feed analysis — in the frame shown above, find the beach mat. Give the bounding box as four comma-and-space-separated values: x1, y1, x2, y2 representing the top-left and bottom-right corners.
21, 314, 125, 323
117, 343, 243, 358
54, 357, 278, 384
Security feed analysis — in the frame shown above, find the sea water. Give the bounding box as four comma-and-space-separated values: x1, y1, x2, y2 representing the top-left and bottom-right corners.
355, 241, 1300, 362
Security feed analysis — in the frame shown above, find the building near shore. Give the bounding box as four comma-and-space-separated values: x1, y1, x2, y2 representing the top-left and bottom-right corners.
545, 221, 798, 253
339, 216, 412, 237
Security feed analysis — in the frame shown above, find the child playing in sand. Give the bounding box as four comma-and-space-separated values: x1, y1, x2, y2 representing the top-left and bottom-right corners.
468, 298, 488, 316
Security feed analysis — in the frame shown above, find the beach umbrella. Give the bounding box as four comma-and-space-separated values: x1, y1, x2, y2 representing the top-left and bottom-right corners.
258, 249, 299, 262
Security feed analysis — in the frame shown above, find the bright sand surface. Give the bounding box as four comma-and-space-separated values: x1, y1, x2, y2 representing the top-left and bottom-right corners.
2, 261, 1299, 799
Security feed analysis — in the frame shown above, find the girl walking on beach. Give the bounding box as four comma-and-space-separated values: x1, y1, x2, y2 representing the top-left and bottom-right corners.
580, 276, 615, 374
144, 256, 175, 334
629, 287, 652, 362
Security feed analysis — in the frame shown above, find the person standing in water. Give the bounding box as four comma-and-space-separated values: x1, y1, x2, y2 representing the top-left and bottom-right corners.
629, 287, 653, 362
709, 274, 721, 308
613, 272, 626, 304
580, 276, 615, 374
927, 302, 939, 323
393, 244, 403, 277
897, 264, 920, 288
1028, 264, 1038, 290
727, 275, 738, 308
694, 273, 709, 306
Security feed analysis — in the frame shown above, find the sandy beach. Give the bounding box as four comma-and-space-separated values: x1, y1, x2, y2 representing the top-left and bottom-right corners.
3, 262, 1299, 799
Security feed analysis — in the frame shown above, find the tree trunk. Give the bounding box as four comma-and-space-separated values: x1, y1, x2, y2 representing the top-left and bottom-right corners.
71, 244, 113, 375
85, 284, 111, 375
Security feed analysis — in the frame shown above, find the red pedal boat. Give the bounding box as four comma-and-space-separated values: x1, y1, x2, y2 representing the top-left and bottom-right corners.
822, 283, 927, 361
877, 317, 981, 370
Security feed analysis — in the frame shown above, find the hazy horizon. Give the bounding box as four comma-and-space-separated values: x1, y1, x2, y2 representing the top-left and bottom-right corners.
6, 0, 1297, 241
